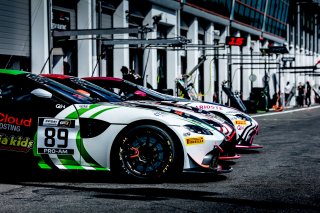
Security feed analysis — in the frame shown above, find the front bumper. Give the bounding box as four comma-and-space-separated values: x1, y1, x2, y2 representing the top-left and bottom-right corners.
236, 125, 263, 149
184, 141, 233, 174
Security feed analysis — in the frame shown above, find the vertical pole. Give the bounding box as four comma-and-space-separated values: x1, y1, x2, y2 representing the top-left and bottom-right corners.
176, 4, 181, 96
215, 53, 219, 103
262, 0, 269, 34
47, 0, 52, 74
230, 0, 236, 21
250, 47, 253, 89
227, 23, 232, 106
294, 4, 298, 106
278, 56, 281, 94
227, 47, 232, 107
297, 4, 301, 49
227, 0, 236, 106
97, 0, 102, 76
228, 47, 232, 89
314, 13, 318, 61
264, 57, 267, 88
240, 46, 243, 100
314, 13, 318, 89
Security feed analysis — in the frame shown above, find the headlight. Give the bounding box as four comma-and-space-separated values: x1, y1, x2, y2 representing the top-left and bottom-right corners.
235, 113, 251, 121
202, 119, 222, 128
184, 124, 213, 135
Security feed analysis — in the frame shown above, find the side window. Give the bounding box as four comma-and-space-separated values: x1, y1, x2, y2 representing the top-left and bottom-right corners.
1, 75, 34, 103
0, 76, 31, 102
0, 83, 33, 103
0, 83, 16, 101
0, 77, 56, 105
11, 85, 33, 102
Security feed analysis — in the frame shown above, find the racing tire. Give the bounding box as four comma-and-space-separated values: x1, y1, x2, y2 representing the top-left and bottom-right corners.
112, 125, 178, 181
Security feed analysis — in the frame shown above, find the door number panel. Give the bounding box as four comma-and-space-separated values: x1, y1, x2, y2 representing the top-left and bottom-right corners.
37, 118, 78, 155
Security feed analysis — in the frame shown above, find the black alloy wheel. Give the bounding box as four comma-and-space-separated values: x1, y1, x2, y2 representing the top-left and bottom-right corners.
113, 125, 178, 181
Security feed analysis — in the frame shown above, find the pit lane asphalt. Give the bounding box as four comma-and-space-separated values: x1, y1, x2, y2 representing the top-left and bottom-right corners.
0, 106, 320, 213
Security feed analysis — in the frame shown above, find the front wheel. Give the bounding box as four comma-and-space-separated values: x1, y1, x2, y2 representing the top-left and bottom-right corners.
112, 125, 178, 181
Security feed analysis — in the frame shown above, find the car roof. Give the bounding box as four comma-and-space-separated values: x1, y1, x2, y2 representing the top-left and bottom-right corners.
0, 69, 27, 75
41, 74, 73, 79
82, 76, 123, 82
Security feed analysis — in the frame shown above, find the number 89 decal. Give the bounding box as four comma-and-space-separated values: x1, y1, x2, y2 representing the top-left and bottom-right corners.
44, 128, 68, 148
37, 118, 78, 155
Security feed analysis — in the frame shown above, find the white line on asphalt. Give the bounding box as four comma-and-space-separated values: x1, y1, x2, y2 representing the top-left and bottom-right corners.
251, 105, 320, 118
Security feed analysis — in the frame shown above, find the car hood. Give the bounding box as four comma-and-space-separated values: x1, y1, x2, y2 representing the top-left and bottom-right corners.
59, 103, 223, 137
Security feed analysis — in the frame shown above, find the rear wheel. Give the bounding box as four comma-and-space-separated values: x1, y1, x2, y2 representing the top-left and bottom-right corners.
112, 125, 178, 181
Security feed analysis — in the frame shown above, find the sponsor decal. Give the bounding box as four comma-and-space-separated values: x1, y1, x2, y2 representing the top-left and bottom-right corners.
0, 123, 20, 132
237, 125, 245, 131
226, 111, 238, 114
154, 111, 164, 116
195, 105, 223, 111
234, 120, 247, 125
37, 148, 74, 155
0, 133, 34, 153
39, 118, 75, 128
56, 104, 66, 109
42, 119, 59, 126
185, 136, 205, 146
78, 104, 90, 109
58, 120, 73, 127
0, 112, 32, 132
0, 112, 32, 127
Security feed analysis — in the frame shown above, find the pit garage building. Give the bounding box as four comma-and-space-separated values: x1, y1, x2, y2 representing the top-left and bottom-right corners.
0, 0, 319, 106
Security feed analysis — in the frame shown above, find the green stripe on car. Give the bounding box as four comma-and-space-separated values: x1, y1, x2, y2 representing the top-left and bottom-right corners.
78, 107, 119, 168
0, 69, 26, 75
76, 131, 100, 167
90, 106, 119, 118
67, 104, 101, 119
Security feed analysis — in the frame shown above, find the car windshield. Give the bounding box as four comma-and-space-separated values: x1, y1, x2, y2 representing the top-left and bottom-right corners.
129, 81, 186, 101
69, 77, 123, 102
26, 73, 94, 103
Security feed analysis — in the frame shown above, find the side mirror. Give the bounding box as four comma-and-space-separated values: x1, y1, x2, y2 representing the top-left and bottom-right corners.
31, 88, 52, 99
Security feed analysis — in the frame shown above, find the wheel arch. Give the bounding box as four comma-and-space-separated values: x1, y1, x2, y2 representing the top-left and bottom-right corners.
109, 119, 184, 173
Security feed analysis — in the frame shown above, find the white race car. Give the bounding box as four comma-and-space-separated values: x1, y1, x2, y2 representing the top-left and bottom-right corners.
173, 101, 261, 149
123, 100, 240, 160
83, 77, 261, 149
41, 74, 240, 161
0, 69, 231, 181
